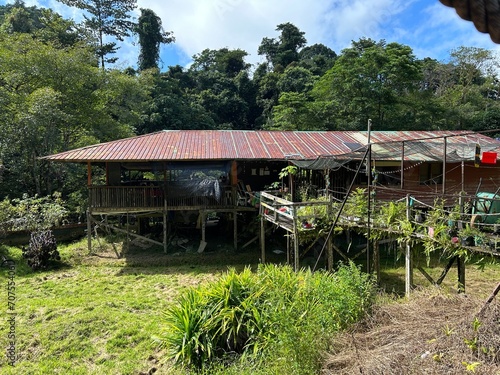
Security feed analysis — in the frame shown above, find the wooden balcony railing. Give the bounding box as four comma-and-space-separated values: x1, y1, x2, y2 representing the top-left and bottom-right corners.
88, 186, 239, 212
89, 186, 164, 210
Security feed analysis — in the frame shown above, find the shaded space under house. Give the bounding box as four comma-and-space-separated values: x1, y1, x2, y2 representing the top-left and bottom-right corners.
43, 129, 500, 284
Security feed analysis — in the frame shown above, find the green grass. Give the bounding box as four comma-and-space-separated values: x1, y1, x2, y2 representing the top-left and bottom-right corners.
0, 237, 498, 374
0, 240, 224, 375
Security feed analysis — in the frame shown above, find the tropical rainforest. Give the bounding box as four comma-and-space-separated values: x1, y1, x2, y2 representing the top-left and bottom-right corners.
1, 0, 500, 214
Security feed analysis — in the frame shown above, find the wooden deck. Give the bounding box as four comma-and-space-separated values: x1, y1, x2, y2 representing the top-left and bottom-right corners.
88, 186, 250, 214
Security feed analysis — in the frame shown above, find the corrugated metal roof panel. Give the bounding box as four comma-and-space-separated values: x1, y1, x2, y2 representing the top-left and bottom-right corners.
41, 130, 500, 163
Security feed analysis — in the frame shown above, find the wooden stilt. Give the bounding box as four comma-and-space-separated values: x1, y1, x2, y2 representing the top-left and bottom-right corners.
327, 233, 333, 271
260, 210, 265, 263
163, 210, 167, 253
201, 211, 206, 243
405, 241, 413, 297
233, 212, 237, 251
405, 195, 413, 296
197, 211, 207, 253
87, 209, 92, 253
287, 234, 290, 265
293, 206, 299, 271
457, 256, 466, 293
374, 241, 380, 284
293, 231, 299, 272
126, 212, 130, 254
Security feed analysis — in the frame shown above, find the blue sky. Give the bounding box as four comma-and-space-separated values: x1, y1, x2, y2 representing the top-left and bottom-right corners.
3, 0, 500, 71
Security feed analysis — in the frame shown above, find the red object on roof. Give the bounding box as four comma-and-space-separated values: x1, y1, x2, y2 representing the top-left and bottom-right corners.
482, 151, 497, 164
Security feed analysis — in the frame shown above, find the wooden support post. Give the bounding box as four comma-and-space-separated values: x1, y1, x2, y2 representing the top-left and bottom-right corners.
374, 241, 380, 284
233, 212, 237, 251
260, 209, 265, 263
400, 141, 405, 190
126, 212, 130, 254
87, 162, 92, 187
442, 137, 447, 195
163, 210, 167, 253
293, 206, 299, 271
405, 241, 413, 296
87, 209, 92, 253
287, 233, 290, 265
201, 211, 206, 243
457, 256, 466, 293
293, 230, 299, 272
366, 119, 372, 274
405, 194, 413, 296
327, 233, 333, 271
327, 199, 333, 271
197, 211, 208, 253
163, 193, 168, 253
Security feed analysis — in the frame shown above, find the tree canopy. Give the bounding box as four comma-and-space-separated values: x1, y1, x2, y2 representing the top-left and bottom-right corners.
0, 4, 499, 202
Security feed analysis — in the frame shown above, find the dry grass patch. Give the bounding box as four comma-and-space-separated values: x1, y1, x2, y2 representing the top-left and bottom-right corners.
323, 288, 500, 375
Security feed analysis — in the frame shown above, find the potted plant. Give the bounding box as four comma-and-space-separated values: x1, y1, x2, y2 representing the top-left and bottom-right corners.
459, 225, 481, 247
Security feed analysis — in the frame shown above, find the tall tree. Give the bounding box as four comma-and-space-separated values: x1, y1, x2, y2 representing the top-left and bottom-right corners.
136, 8, 174, 71
313, 38, 422, 130
442, 46, 500, 129
0, 2, 84, 47
258, 22, 306, 70
57, 0, 137, 68
0, 32, 146, 198
298, 43, 337, 76
186, 48, 255, 129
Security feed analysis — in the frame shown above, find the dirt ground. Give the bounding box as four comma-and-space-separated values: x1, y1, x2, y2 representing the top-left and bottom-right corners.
322, 287, 500, 375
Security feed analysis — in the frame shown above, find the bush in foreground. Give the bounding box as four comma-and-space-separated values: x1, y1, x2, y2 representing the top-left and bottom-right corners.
157, 262, 376, 374
22, 230, 61, 270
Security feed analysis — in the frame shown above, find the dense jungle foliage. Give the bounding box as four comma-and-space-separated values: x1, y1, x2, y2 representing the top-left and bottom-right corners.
1, 1, 500, 213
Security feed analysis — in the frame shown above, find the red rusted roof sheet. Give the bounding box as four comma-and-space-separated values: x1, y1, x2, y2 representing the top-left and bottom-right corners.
41, 130, 500, 163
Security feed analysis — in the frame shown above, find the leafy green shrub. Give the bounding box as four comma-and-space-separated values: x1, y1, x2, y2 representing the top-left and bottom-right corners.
22, 230, 61, 270
0, 193, 67, 233
158, 267, 266, 368
157, 262, 376, 373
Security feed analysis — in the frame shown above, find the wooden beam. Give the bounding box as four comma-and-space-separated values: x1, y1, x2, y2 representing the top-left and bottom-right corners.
405, 194, 413, 296
332, 243, 349, 261
99, 222, 163, 247
233, 212, 237, 251
87, 162, 92, 186
293, 206, 299, 271
260, 208, 266, 263
400, 141, 405, 189
442, 137, 447, 195
436, 256, 456, 285
457, 256, 465, 293
326, 236, 333, 270
417, 266, 435, 285
373, 241, 380, 284
87, 209, 92, 253
478, 281, 500, 316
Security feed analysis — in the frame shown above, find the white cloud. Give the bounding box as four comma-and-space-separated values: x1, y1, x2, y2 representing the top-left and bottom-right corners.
138, 0, 334, 67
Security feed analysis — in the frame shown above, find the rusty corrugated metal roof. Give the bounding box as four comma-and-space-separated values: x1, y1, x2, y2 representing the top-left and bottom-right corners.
41, 130, 500, 163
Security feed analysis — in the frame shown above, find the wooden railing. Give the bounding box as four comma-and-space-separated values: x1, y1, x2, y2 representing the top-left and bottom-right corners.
89, 186, 165, 210
88, 186, 239, 212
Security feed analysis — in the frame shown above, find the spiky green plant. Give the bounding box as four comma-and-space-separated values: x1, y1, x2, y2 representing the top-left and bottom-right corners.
158, 262, 376, 373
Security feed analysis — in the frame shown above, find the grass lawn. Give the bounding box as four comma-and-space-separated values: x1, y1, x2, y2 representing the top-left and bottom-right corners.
0, 237, 498, 374
0, 239, 249, 375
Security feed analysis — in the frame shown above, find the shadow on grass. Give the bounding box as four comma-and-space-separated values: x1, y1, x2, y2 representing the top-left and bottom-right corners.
114, 241, 288, 277
0, 244, 75, 277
